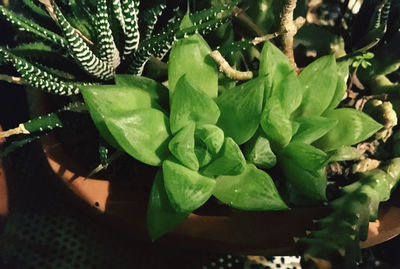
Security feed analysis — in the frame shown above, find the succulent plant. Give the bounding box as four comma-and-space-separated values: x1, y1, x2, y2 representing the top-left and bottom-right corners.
0, 0, 239, 95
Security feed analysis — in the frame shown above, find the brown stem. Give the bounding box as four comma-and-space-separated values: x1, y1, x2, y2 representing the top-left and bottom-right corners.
279, 0, 299, 72
0, 74, 27, 85
210, 50, 253, 81
251, 17, 305, 46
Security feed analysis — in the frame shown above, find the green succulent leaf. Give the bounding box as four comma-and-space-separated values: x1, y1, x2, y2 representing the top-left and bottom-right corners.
168, 123, 199, 171
195, 140, 213, 168
259, 41, 294, 90
195, 124, 225, 155
201, 137, 246, 177
279, 142, 329, 201
163, 159, 216, 213
213, 163, 288, 211
169, 75, 220, 134
292, 116, 338, 144
281, 142, 330, 171
260, 96, 292, 149
325, 60, 349, 112
296, 55, 338, 117
147, 170, 189, 241
328, 146, 363, 162
168, 15, 218, 98
80, 75, 167, 147
259, 42, 302, 115
216, 76, 265, 145
244, 130, 276, 169
314, 108, 383, 151
114, 74, 169, 110
105, 108, 171, 166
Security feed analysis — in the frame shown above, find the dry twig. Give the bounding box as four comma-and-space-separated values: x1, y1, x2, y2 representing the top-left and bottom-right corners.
0, 75, 27, 85
279, 0, 302, 72
210, 50, 253, 81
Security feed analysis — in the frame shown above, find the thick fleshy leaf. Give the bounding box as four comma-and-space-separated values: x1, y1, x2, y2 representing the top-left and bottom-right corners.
114, 74, 169, 107
169, 76, 220, 134
216, 76, 265, 145
280, 142, 330, 171
168, 122, 199, 171
279, 155, 327, 201
272, 71, 303, 114
292, 116, 338, 144
259, 41, 294, 90
244, 131, 276, 169
195, 124, 224, 155
314, 108, 383, 151
147, 170, 189, 241
328, 146, 363, 162
80, 77, 166, 148
296, 55, 338, 117
163, 159, 215, 213
279, 142, 329, 201
105, 108, 171, 166
168, 20, 218, 98
194, 139, 213, 167
201, 137, 246, 176
259, 42, 302, 114
260, 97, 292, 149
213, 163, 288, 211
324, 60, 349, 112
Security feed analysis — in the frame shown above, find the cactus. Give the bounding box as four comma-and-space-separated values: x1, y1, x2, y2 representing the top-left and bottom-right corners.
300, 158, 400, 268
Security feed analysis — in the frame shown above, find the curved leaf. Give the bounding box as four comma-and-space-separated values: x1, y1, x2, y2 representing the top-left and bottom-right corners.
314, 108, 383, 151
296, 55, 338, 117
324, 60, 349, 112
163, 159, 215, 213
147, 170, 189, 241
168, 23, 218, 98
260, 96, 292, 149
105, 108, 171, 166
281, 142, 330, 171
213, 163, 288, 211
201, 137, 246, 177
259, 41, 294, 90
292, 116, 338, 144
168, 123, 199, 171
169, 76, 220, 134
80, 76, 166, 147
195, 124, 224, 155
244, 130, 276, 169
216, 76, 265, 145
279, 142, 329, 201
259, 42, 302, 114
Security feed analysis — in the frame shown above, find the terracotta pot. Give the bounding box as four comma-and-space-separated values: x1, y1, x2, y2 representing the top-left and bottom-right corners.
39, 129, 400, 256
10, 88, 399, 256
41, 132, 329, 255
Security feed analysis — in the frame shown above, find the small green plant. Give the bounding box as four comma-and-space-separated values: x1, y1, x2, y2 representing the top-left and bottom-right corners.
352, 52, 374, 69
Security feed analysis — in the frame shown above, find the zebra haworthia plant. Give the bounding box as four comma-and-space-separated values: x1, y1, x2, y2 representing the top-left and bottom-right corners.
0, 0, 238, 95
1, 1, 400, 269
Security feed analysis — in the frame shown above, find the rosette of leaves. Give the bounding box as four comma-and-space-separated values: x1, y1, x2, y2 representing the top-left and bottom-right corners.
78, 18, 384, 252
0, 0, 239, 95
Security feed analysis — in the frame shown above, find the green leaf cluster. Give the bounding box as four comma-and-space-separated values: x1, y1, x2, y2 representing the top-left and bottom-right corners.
80, 32, 383, 241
